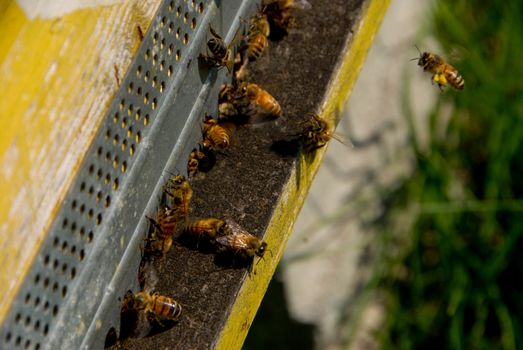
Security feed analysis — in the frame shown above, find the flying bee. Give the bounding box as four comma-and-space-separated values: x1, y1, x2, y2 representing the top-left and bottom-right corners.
238, 82, 281, 123
146, 206, 178, 255
201, 26, 241, 72
299, 113, 353, 153
184, 217, 231, 240
202, 115, 236, 150
413, 46, 464, 91
216, 232, 268, 259
164, 175, 192, 219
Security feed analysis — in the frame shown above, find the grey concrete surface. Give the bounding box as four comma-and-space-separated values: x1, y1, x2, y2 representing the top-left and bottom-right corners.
281, 0, 438, 348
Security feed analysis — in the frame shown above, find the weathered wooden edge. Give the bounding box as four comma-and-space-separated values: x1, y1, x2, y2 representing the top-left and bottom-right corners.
213, 0, 391, 348
0, 0, 160, 323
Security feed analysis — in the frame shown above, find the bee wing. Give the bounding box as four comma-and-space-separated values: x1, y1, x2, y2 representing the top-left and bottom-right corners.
331, 132, 354, 148
227, 24, 244, 49
216, 233, 251, 249
139, 260, 159, 292
292, 0, 312, 10
448, 46, 468, 63
247, 103, 280, 124
223, 218, 248, 235
134, 312, 154, 338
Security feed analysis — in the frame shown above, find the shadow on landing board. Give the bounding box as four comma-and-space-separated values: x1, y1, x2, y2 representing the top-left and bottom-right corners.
243, 272, 316, 350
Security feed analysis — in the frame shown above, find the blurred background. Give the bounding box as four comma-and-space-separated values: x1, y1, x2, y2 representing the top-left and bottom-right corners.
245, 0, 523, 348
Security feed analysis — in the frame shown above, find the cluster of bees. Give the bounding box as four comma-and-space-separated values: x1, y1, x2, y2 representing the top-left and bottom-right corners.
119, 0, 328, 338
118, 0, 466, 341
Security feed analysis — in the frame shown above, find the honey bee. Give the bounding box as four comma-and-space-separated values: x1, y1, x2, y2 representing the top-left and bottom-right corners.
202, 115, 236, 150
146, 206, 178, 255
121, 289, 181, 338
201, 26, 240, 72
262, 0, 311, 35
133, 291, 182, 321
121, 290, 182, 338
245, 13, 271, 61
164, 175, 192, 219
184, 217, 231, 240
239, 82, 281, 123
218, 82, 281, 124
414, 46, 464, 91
299, 113, 353, 153
216, 232, 268, 259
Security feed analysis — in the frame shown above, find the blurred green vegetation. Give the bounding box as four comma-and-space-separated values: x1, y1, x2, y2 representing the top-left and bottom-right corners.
376, 0, 523, 349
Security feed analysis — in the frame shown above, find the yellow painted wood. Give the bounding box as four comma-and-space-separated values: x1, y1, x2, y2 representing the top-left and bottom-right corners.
214, 0, 391, 348
0, 0, 162, 324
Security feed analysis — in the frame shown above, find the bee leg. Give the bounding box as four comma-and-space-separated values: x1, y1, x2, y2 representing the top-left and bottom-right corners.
431, 74, 445, 91
148, 311, 166, 328
234, 55, 249, 81
146, 215, 164, 235
431, 74, 437, 85
438, 75, 447, 91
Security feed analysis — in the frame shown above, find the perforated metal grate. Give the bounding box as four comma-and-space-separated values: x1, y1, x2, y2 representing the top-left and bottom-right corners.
0, 0, 257, 349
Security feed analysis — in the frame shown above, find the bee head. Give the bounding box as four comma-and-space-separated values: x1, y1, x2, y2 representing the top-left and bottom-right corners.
243, 84, 258, 99
217, 220, 230, 235
173, 175, 186, 184
238, 83, 249, 95
411, 45, 427, 66
134, 293, 147, 309
418, 52, 433, 67
203, 114, 216, 125
256, 242, 268, 257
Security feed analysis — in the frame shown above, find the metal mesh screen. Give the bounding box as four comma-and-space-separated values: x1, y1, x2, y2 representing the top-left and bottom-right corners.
0, 0, 256, 349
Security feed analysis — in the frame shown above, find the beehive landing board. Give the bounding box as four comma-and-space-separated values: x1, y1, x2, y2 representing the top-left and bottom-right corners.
109, 0, 380, 349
